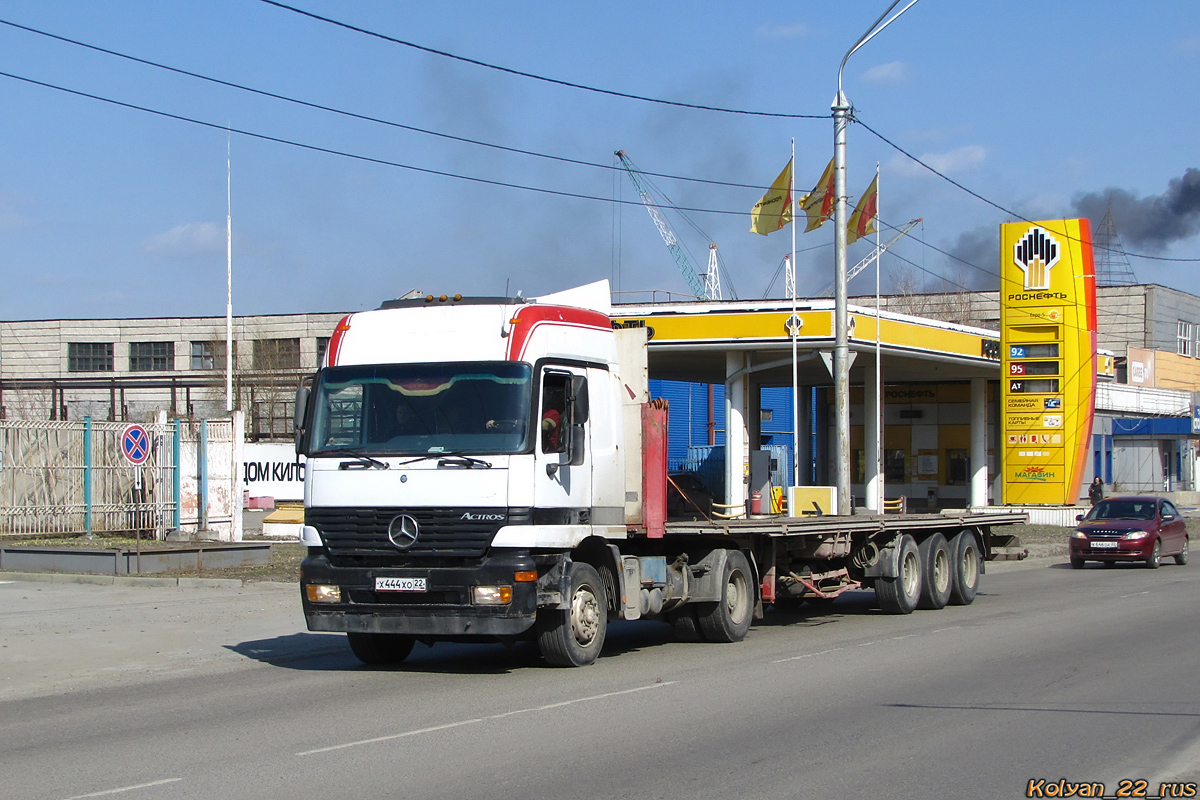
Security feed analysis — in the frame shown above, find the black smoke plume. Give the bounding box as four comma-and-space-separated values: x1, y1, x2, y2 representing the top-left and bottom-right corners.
1072, 168, 1200, 251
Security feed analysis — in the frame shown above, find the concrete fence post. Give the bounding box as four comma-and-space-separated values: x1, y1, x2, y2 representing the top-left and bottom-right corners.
199, 420, 209, 531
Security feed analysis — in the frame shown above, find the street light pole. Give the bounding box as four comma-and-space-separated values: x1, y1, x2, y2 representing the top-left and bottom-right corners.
832, 0, 921, 515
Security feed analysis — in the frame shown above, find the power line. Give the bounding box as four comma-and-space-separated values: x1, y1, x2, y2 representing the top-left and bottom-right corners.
856, 116, 1200, 264
0, 16, 773, 192
0, 68, 762, 218
257, 0, 828, 121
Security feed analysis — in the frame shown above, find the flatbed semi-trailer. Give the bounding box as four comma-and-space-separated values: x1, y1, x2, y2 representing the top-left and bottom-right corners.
294, 283, 1027, 666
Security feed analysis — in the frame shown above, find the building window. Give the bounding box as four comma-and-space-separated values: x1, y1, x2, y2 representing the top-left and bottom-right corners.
884, 449, 907, 482
190, 340, 232, 370
68, 342, 114, 372
1178, 321, 1193, 356
129, 341, 174, 371
250, 396, 295, 441
253, 338, 300, 371
316, 337, 330, 367
945, 448, 969, 485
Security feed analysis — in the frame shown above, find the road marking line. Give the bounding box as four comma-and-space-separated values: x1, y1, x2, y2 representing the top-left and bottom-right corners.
61, 778, 181, 799
890, 634, 917, 641
1119, 591, 1151, 598
297, 681, 677, 756
932, 626, 961, 633
773, 647, 845, 663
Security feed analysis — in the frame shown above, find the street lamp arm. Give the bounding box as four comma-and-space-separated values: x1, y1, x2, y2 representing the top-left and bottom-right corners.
838, 0, 922, 96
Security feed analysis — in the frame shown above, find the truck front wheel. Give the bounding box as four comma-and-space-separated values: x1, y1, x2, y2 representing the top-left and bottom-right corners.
876, 534, 921, 614
346, 632, 415, 665
697, 550, 754, 643
537, 561, 607, 667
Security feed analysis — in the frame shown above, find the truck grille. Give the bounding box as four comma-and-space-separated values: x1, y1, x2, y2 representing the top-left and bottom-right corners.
306, 507, 521, 565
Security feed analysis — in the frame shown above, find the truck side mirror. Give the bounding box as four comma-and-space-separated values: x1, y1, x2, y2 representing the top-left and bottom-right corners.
568, 374, 589, 423
294, 379, 312, 455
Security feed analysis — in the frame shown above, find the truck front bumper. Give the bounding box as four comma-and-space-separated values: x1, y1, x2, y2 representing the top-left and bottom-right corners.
301, 550, 539, 638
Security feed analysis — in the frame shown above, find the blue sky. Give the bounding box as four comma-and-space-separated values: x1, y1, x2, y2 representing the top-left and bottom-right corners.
1, 1, 1197, 320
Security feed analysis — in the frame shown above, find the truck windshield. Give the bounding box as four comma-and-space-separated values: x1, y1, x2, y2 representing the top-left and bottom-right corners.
308, 362, 533, 456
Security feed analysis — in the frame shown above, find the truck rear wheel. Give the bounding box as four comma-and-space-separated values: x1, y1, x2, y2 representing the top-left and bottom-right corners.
947, 530, 981, 604
697, 550, 754, 643
668, 605, 706, 641
346, 632, 415, 665
917, 533, 952, 610
537, 561, 607, 667
876, 534, 921, 614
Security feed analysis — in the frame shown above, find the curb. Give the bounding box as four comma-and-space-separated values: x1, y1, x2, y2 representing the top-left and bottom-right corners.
0, 571, 247, 589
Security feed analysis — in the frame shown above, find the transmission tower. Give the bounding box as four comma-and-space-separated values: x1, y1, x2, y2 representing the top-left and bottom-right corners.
1094, 201, 1138, 287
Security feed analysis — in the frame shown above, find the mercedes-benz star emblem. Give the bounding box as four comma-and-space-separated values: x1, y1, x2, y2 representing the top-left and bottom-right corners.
387, 515, 420, 549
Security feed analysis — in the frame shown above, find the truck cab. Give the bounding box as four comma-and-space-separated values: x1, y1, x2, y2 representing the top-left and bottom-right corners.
295, 282, 633, 666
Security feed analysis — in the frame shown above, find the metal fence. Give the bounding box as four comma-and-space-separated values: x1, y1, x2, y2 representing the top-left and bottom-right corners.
0, 417, 239, 539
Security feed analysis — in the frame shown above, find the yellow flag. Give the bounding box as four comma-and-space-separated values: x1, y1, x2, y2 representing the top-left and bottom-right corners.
749, 159, 794, 236
846, 175, 879, 245
800, 158, 836, 233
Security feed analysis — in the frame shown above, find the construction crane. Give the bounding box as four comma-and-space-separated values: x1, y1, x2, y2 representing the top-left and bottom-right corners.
615, 150, 721, 300
819, 218, 923, 297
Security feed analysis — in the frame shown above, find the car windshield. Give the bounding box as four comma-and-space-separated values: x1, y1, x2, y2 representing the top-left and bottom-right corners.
1086, 500, 1157, 521
308, 362, 532, 456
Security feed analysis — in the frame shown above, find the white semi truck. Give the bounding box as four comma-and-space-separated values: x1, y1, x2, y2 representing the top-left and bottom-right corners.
294, 282, 1025, 667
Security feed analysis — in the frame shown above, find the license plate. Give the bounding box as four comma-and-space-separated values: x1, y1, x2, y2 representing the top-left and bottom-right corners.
1090, 540, 1119, 549
375, 577, 427, 592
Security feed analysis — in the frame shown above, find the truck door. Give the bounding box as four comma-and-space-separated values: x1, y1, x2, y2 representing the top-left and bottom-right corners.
534, 368, 592, 519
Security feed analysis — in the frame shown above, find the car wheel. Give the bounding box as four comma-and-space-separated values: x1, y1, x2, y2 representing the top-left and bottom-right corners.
1070, 555, 1085, 569
1146, 540, 1161, 570
1176, 537, 1189, 566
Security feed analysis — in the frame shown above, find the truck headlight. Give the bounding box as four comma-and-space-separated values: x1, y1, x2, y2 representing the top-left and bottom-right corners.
472, 585, 513, 605
305, 584, 342, 603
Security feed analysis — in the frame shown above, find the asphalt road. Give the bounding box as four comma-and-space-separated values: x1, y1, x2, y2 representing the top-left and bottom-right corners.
1, 556, 1197, 800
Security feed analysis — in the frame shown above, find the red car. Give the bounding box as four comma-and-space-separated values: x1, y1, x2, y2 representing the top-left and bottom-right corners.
1070, 496, 1190, 569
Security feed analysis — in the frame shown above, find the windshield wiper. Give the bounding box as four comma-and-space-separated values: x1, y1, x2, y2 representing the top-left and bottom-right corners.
322, 448, 390, 470
437, 454, 493, 469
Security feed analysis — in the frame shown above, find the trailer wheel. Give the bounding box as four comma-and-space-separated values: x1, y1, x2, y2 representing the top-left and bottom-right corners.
697, 550, 754, 643
876, 534, 921, 614
947, 531, 982, 604
916, 533, 952, 610
667, 605, 706, 642
536, 561, 607, 667
346, 632, 415, 665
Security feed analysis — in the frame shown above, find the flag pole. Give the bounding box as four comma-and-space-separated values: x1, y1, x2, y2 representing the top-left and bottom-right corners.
225, 129, 233, 414
790, 139, 801, 498
873, 162, 883, 513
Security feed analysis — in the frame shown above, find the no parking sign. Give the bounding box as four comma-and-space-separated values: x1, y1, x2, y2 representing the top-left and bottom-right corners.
121, 424, 151, 489
121, 424, 151, 465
